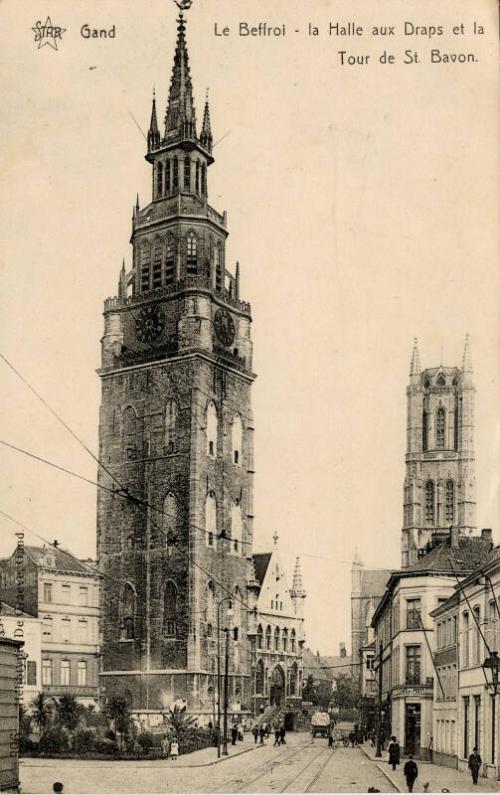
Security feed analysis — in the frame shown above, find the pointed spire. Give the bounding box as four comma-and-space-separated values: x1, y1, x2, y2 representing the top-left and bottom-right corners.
291, 556, 305, 598
147, 88, 160, 152
200, 90, 213, 152
118, 259, 127, 300
235, 261, 240, 300
164, 12, 197, 141
410, 337, 421, 376
462, 333, 473, 383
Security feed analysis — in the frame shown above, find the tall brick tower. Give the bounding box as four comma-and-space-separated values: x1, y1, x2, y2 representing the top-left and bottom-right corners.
401, 336, 476, 568
96, 6, 255, 722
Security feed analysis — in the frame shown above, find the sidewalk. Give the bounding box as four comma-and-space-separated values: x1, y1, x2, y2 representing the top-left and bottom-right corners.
21, 739, 262, 769
360, 744, 499, 793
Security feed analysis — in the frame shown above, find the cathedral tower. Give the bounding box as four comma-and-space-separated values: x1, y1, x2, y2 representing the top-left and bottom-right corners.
97, 7, 255, 721
401, 337, 476, 568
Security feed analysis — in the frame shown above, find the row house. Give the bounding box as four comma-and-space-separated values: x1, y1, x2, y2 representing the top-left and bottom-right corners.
0, 602, 42, 708
1, 544, 101, 707
371, 533, 492, 759
431, 536, 500, 781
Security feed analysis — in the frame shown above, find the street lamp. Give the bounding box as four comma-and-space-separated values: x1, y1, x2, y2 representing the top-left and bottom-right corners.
217, 596, 233, 758
482, 651, 500, 765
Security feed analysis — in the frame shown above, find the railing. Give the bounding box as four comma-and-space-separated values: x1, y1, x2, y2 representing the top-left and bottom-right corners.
43, 684, 98, 697
104, 281, 251, 315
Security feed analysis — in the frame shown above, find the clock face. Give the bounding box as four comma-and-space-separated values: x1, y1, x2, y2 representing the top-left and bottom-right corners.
135, 304, 165, 344
214, 308, 235, 347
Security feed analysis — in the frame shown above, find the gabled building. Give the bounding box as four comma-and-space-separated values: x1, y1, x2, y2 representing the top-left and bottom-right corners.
371, 533, 493, 759
0, 601, 42, 708
247, 536, 305, 725
0, 544, 101, 706
351, 553, 391, 696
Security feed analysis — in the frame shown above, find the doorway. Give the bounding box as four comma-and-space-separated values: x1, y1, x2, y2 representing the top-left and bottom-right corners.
269, 666, 285, 707
405, 703, 421, 756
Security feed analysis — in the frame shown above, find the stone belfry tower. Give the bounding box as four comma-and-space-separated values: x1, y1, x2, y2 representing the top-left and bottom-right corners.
401, 336, 476, 568
97, 5, 255, 720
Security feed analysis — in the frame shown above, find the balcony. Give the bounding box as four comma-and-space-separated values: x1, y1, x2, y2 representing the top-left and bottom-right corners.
42, 684, 98, 698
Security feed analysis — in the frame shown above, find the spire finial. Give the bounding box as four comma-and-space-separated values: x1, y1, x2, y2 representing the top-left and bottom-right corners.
272, 530, 279, 547
462, 333, 473, 377
410, 337, 421, 380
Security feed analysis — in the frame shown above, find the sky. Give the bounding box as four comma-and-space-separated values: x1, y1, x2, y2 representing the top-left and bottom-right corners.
0, 0, 498, 654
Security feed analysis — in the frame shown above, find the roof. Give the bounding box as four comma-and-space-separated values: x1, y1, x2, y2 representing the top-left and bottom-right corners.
252, 553, 272, 586
361, 569, 391, 596
406, 536, 493, 574
24, 546, 98, 576
0, 601, 36, 619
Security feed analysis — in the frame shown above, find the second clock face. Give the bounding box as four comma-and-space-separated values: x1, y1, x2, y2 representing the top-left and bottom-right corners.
135, 304, 165, 344
214, 308, 235, 347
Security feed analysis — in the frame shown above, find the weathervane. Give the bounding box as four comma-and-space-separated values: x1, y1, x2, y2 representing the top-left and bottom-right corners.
173, 0, 193, 11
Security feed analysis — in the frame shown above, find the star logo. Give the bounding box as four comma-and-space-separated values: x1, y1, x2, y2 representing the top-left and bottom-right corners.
32, 17, 66, 51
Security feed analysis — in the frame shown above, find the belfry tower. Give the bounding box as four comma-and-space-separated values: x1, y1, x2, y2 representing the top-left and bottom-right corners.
97, 6, 255, 721
401, 337, 476, 568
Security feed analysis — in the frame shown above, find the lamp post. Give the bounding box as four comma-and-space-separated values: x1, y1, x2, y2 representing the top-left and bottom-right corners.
482, 650, 500, 766
217, 596, 233, 758
375, 641, 383, 758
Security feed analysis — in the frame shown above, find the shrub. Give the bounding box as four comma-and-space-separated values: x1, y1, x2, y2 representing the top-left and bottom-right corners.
137, 732, 154, 754
94, 738, 118, 755
179, 727, 212, 756
74, 729, 96, 754
39, 726, 69, 754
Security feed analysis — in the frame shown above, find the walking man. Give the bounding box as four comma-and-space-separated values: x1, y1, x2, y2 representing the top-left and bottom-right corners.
274, 725, 281, 746
403, 756, 418, 793
252, 723, 259, 744
259, 724, 266, 745
468, 747, 482, 784
388, 736, 401, 771
279, 724, 286, 745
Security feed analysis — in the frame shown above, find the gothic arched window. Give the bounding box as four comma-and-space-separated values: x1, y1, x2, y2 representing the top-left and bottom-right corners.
422, 411, 429, 452
140, 244, 151, 292
163, 580, 177, 637
120, 583, 136, 640
289, 661, 298, 695
255, 659, 265, 694
165, 160, 171, 194
184, 157, 191, 191
173, 157, 179, 190
425, 480, 435, 524
215, 243, 223, 292
232, 414, 243, 466
156, 162, 163, 199
206, 402, 218, 458
201, 163, 207, 195
206, 581, 216, 625
282, 628, 288, 652
257, 624, 263, 650
436, 407, 446, 449
205, 491, 217, 547
196, 160, 200, 193
445, 480, 455, 524
437, 374, 446, 386
290, 629, 296, 653
231, 502, 242, 555
454, 397, 459, 451
165, 235, 176, 285
265, 625, 271, 650
152, 240, 162, 288
186, 231, 197, 277
165, 399, 179, 453
163, 492, 178, 547
274, 626, 280, 651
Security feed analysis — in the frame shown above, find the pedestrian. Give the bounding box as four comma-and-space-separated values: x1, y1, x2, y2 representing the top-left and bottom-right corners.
161, 734, 170, 759
231, 724, 238, 746
170, 738, 179, 760
238, 724, 244, 742
388, 736, 401, 771
468, 747, 482, 784
279, 724, 286, 745
403, 755, 418, 793
259, 724, 265, 745
274, 726, 281, 746
252, 724, 259, 744
328, 725, 334, 749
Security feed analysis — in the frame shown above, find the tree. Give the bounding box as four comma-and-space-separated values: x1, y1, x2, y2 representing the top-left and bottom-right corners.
167, 703, 196, 741
57, 694, 84, 732
333, 673, 359, 711
302, 674, 315, 702
105, 696, 132, 751
30, 692, 53, 735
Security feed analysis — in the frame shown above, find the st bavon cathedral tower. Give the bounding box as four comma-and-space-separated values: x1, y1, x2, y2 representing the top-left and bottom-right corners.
401, 336, 476, 568
96, 7, 256, 721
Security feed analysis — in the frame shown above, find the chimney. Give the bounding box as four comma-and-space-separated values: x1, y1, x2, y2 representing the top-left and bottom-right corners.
481, 528, 493, 543
339, 642, 346, 658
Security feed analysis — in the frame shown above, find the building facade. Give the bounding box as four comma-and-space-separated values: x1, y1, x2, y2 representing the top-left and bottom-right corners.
402, 337, 476, 568
247, 543, 305, 724
96, 7, 256, 722
351, 553, 390, 695
430, 592, 459, 768
0, 602, 42, 708
0, 544, 101, 706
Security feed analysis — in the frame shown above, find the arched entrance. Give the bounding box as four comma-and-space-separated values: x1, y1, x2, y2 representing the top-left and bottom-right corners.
270, 666, 285, 707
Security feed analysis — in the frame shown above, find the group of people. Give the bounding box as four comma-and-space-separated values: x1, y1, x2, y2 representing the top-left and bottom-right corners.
160, 735, 179, 760
388, 735, 484, 791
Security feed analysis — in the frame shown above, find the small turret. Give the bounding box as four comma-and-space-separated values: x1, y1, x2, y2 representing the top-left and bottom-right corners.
147, 89, 161, 152
118, 259, 126, 300
200, 93, 213, 152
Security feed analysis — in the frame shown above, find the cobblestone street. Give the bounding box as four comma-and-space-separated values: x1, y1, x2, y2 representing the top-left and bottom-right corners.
20, 734, 394, 793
